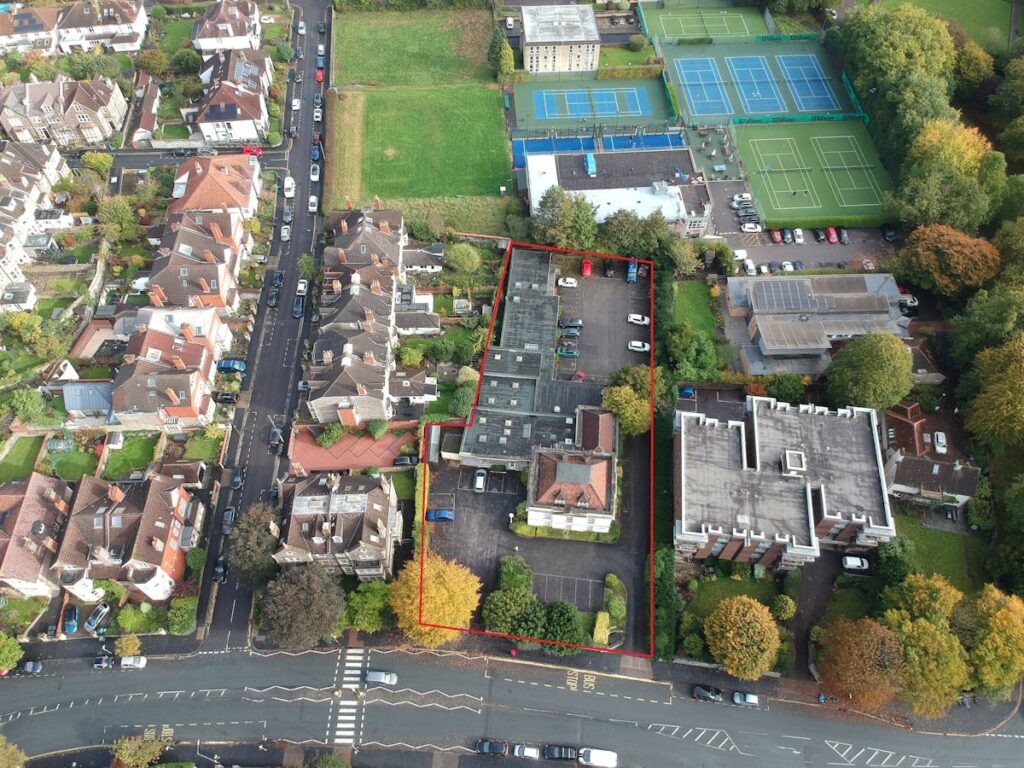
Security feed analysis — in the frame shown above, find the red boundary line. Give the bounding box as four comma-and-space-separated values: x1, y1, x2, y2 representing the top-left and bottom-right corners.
417, 241, 656, 659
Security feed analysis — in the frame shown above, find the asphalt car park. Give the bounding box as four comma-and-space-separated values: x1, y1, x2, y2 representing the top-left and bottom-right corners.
555, 265, 652, 383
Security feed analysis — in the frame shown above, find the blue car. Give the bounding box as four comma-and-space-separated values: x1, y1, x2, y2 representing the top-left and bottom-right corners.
316, 55, 325, 68
426, 508, 455, 522
292, 296, 305, 318
216, 358, 247, 376
311, 145, 321, 162
63, 604, 79, 635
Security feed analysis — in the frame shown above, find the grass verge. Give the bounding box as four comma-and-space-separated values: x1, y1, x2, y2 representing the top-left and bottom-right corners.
0, 437, 43, 483
324, 90, 365, 211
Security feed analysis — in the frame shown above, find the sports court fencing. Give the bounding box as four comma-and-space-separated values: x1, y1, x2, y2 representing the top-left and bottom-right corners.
732, 113, 868, 125
652, 37, 683, 120
840, 72, 867, 123
755, 33, 822, 42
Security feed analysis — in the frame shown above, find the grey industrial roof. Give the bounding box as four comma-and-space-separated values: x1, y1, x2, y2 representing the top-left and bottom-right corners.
62, 382, 113, 413
678, 397, 889, 544
499, 248, 559, 350
556, 150, 695, 193
522, 4, 600, 45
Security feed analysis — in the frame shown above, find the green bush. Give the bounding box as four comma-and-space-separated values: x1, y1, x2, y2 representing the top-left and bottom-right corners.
686, 579, 699, 592
677, 610, 699, 635
499, 556, 533, 591
681, 632, 705, 658
605, 595, 626, 628
367, 420, 388, 440
771, 594, 797, 622
116, 603, 166, 634
783, 568, 803, 600
167, 597, 198, 635
185, 547, 206, 580
627, 34, 647, 52
592, 611, 611, 645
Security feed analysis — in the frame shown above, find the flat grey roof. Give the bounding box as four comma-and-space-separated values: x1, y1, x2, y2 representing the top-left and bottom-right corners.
679, 397, 888, 544
556, 150, 694, 192
499, 248, 559, 351
522, 4, 600, 45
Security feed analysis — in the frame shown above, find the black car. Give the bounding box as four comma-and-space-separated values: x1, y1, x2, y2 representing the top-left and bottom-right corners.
313, 93, 323, 108
93, 656, 115, 670
294, 70, 303, 83
231, 466, 244, 490
476, 740, 509, 756
318, 21, 326, 33
212, 556, 227, 583
267, 288, 280, 308
838, 226, 850, 245
692, 685, 723, 702
881, 223, 896, 243
558, 318, 583, 328
782, 228, 794, 244
394, 455, 418, 467
603, 262, 615, 278
269, 427, 283, 449
292, 296, 305, 319
283, 205, 293, 224
543, 745, 577, 760
813, 228, 827, 243
214, 391, 239, 404
792, 260, 805, 271
768, 261, 783, 274
272, 269, 285, 287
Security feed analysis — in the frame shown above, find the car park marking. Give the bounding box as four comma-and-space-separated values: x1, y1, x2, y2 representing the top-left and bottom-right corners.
649, 723, 751, 755
825, 741, 938, 767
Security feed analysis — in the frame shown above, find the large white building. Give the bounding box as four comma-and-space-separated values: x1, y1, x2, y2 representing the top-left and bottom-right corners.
521, 4, 600, 74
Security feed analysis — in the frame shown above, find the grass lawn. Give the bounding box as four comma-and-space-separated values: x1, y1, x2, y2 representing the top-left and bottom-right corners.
324, 91, 364, 208
263, 23, 285, 43
77, 365, 115, 379
424, 387, 455, 417
879, 0, 1011, 47
49, 278, 89, 295
124, 294, 151, 306
35, 297, 74, 320
160, 19, 194, 54
52, 448, 99, 482
687, 576, 778, 619
822, 580, 874, 625
102, 433, 158, 480
402, 324, 475, 352
599, 45, 656, 67
894, 512, 988, 594
580, 611, 597, 642
361, 87, 510, 198
156, 122, 191, 140
184, 435, 224, 461
333, 10, 492, 86
7, 352, 44, 374
118, 244, 150, 262
674, 281, 715, 333
391, 196, 518, 238
0, 595, 47, 635
0, 436, 43, 483
390, 469, 415, 500
68, 242, 99, 264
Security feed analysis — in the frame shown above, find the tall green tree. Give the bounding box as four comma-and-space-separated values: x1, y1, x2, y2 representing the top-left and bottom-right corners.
0, 634, 24, 672
532, 186, 597, 251
664, 321, 722, 381
964, 332, 1024, 447
703, 596, 780, 680
111, 735, 167, 768
882, 573, 963, 625
487, 27, 506, 74
226, 503, 280, 588
390, 554, 481, 648
895, 225, 1000, 297
954, 38, 995, 100
991, 56, 1024, 125
824, 334, 914, 410
885, 161, 990, 234
483, 587, 542, 636
969, 585, 1024, 696
263, 565, 344, 648
0, 734, 26, 768
81, 151, 113, 177
498, 39, 515, 76
341, 581, 394, 634
542, 601, 587, 655
446, 243, 482, 273
297, 253, 318, 280
950, 285, 1024, 368
882, 612, 971, 718
819, 617, 905, 713
97, 195, 139, 245
601, 384, 650, 436
609, 364, 670, 408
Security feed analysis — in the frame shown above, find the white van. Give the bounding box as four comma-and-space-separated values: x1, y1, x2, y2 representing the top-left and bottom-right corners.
578, 748, 618, 767
291, 98, 301, 113
505, 16, 514, 29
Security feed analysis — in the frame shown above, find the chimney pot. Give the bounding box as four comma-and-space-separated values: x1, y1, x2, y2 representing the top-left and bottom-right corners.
151, 536, 164, 552
373, 195, 382, 210
164, 387, 180, 404
124, 353, 137, 364
107, 485, 126, 503
181, 323, 195, 342
340, 220, 348, 234
380, 220, 390, 234
171, 355, 186, 369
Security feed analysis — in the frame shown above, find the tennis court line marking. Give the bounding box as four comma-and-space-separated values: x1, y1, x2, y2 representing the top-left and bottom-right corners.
674, 57, 733, 116
748, 136, 822, 212
810, 134, 884, 208
657, 10, 751, 38
536, 87, 648, 119
776, 53, 841, 113
725, 55, 787, 115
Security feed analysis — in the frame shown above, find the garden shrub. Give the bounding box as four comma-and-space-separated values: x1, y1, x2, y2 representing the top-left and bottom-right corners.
499, 556, 533, 591
681, 632, 705, 658
592, 611, 611, 645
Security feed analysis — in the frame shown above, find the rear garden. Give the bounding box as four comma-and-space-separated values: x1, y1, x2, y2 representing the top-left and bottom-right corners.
0, 437, 43, 483
101, 433, 159, 480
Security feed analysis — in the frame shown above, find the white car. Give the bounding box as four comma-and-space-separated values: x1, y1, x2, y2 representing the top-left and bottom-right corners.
758, 264, 769, 275
512, 745, 541, 760
781, 261, 794, 272
296, 279, 308, 296
308, 195, 318, 213
310, 164, 320, 182
732, 193, 752, 203
557, 277, 578, 288
627, 314, 650, 326
628, 341, 651, 353
260, 15, 274, 23
283, 176, 295, 198
313, 108, 323, 123
741, 223, 763, 233
934, 431, 948, 454
297, 380, 310, 392
280, 224, 291, 242
842, 556, 870, 571
793, 228, 805, 244
297, 21, 306, 34
733, 692, 759, 707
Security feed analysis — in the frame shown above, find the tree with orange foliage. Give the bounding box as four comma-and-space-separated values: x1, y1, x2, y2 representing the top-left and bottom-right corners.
895, 225, 1000, 298
819, 617, 905, 713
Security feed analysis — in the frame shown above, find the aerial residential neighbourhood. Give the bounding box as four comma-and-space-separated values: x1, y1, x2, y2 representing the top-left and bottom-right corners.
1, 0, 1024, 767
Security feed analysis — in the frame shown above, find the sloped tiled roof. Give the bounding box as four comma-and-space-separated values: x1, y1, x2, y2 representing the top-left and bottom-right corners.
0, 473, 67, 585
195, 81, 264, 125
535, 451, 611, 511
166, 155, 257, 216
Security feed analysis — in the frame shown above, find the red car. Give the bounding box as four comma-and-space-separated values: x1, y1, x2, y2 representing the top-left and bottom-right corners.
316, 68, 324, 83
770, 229, 783, 244
242, 145, 263, 157
825, 226, 839, 244
581, 258, 592, 278
312, 132, 321, 144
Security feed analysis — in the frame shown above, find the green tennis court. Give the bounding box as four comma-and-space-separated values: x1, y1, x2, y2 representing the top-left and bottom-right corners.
641, 4, 769, 40
734, 120, 894, 226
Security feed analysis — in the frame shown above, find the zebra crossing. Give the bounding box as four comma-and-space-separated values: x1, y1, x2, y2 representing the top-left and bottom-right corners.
331, 647, 367, 746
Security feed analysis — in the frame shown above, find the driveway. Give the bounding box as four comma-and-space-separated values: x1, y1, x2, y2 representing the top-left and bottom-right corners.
555, 264, 652, 384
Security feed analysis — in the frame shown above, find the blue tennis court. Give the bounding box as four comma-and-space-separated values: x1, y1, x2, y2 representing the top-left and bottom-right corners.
776, 54, 840, 112
533, 88, 652, 120
725, 55, 786, 114
512, 133, 686, 169
603, 132, 686, 151
675, 57, 733, 116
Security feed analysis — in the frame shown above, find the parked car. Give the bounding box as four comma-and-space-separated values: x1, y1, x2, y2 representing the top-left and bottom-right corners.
770, 229, 783, 244
13, 661, 43, 676
297, 380, 311, 392
242, 145, 263, 157
313, 92, 323, 108
628, 341, 650, 352
281, 225, 292, 242
365, 670, 398, 685
560, 327, 581, 339
296, 279, 308, 296
271, 269, 285, 287
84, 602, 111, 633
217, 358, 247, 376
426, 508, 455, 522
93, 656, 115, 670
212, 556, 227, 583
793, 228, 805, 245
782, 228, 793, 244
557, 277, 578, 288
825, 226, 839, 244
222, 506, 236, 535
231, 467, 244, 489
120, 656, 147, 669
581, 258, 592, 278
214, 391, 239, 404
740, 222, 762, 233
267, 288, 280, 308
934, 431, 948, 454
283, 205, 293, 223
476, 740, 509, 756
473, 469, 487, 493
316, 68, 324, 82
283, 176, 295, 198
543, 745, 578, 760
781, 261, 794, 272
558, 318, 583, 328
733, 692, 759, 706
310, 164, 320, 183
63, 605, 79, 635
512, 744, 541, 759
195, 147, 217, 156
768, 261, 783, 274
792, 260, 805, 271
842, 556, 870, 571
269, 427, 283, 450
812, 228, 826, 243
692, 685, 723, 702
732, 193, 752, 203
603, 262, 615, 278
318, 20, 326, 33
292, 296, 305, 318
394, 455, 418, 467
881, 223, 897, 242
308, 195, 319, 213
311, 145, 321, 162
556, 345, 579, 358
838, 226, 850, 245
627, 314, 650, 325
578, 748, 618, 767
297, 20, 306, 34
313, 108, 323, 122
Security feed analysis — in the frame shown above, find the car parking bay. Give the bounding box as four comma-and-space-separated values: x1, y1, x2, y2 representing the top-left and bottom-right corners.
457, 467, 520, 494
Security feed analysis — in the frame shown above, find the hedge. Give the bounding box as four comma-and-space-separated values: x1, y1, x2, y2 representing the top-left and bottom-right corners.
498, 71, 530, 84
604, 573, 627, 629
510, 520, 621, 544
765, 214, 888, 229
596, 64, 664, 80
592, 611, 611, 645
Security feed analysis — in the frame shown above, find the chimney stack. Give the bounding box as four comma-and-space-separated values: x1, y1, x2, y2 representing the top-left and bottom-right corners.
322, 349, 334, 365
331, 279, 342, 294
344, 196, 353, 210
199, 277, 210, 293
340, 220, 348, 234
171, 356, 186, 369
363, 350, 375, 366
107, 485, 126, 503
181, 323, 195, 342
203, 250, 216, 263
124, 353, 137, 364
373, 195, 382, 210
363, 308, 374, 323
164, 387, 180, 404
380, 220, 390, 234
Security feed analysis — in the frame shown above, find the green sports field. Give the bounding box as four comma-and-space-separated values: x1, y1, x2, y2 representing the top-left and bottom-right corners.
361, 87, 511, 199
734, 120, 893, 227
640, 3, 769, 41
878, 0, 1011, 48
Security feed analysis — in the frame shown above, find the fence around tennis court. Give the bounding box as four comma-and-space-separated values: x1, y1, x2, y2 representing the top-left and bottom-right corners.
638, 0, 779, 44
